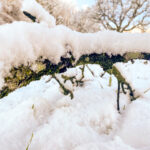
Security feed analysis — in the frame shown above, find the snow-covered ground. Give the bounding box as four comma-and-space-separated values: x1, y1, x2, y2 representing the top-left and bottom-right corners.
0, 61, 150, 150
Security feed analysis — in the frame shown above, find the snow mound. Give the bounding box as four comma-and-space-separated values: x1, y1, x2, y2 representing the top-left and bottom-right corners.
0, 63, 150, 150
118, 99, 150, 149
0, 65, 119, 150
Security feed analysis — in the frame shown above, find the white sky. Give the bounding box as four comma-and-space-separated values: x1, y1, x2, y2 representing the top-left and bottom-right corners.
62, 0, 96, 9
77, 0, 96, 8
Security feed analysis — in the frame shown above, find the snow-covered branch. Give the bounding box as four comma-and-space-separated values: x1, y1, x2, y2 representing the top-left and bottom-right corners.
0, 21, 150, 99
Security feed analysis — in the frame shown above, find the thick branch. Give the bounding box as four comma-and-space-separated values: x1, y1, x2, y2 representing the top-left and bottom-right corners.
0, 52, 149, 99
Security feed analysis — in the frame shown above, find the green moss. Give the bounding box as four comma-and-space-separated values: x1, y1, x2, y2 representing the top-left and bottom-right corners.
53, 74, 74, 99
108, 76, 112, 87
112, 66, 126, 83
77, 53, 125, 71
124, 52, 144, 61
85, 57, 90, 62
0, 52, 149, 99
33, 62, 46, 73
0, 86, 12, 99
61, 75, 75, 84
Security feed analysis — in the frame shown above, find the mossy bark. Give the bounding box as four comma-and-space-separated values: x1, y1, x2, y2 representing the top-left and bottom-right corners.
0, 52, 149, 99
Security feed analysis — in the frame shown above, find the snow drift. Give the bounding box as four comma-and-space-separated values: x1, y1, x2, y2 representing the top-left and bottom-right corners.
0, 62, 150, 150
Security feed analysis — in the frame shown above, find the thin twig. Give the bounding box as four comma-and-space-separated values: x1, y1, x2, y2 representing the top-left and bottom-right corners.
52, 74, 74, 99
86, 64, 95, 76
117, 80, 121, 112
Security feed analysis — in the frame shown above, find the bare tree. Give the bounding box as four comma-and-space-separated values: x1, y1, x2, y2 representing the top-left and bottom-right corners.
36, 0, 76, 26
91, 0, 150, 32
0, 0, 31, 25
70, 8, 100, 33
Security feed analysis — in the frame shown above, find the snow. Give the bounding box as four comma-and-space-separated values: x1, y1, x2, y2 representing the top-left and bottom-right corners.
118, 99, 150, 149
0, 21, 150, 88
0, 62, 150, 150
115, 60, 150, 98
21, 0, 56, 27
0, 2, 150, 149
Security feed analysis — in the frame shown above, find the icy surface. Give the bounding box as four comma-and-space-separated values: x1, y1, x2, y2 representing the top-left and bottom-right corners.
0, 62, 150, 150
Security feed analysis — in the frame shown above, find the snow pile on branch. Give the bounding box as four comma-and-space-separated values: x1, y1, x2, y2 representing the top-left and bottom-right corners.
0, 21, 150, 88
21, 0, 56, 27
0, 0, 55, 27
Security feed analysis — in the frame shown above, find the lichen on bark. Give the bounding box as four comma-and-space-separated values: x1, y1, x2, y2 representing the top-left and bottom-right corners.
0, 52, 150, 100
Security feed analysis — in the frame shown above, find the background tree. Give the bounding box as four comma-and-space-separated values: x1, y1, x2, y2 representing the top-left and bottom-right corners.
36, 0, 100, 32
90, 0, 150, 32
36, 0, 76, 26
0, 0, 76, 27
70, 8, 100, 33
0, 0, 98, 32
0, 0, 30, 25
